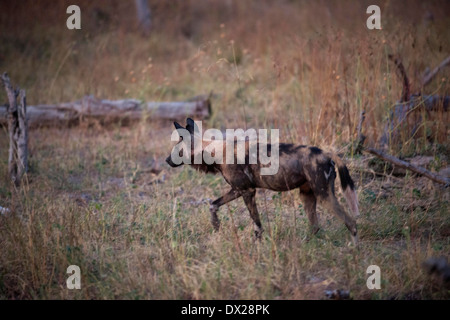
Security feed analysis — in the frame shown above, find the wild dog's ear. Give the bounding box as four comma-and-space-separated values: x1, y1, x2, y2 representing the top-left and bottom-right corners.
174, 121, 184, 130
186, 118, 199, 135
173, 121, 186, 141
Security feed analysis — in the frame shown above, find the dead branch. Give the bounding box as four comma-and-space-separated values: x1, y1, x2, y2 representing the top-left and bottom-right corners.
365, 147, 450, 187
353, 110, 366, 154
0, 95, 211, 127
388, 54, 410, 103
17, 89, 28, 180
422, 55, 450, 88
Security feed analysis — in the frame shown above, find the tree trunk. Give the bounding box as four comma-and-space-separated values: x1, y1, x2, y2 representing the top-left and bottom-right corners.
134, 0, 151, 35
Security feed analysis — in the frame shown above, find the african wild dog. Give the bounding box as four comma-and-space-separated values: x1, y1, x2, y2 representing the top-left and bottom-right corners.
166, 118, 360, 245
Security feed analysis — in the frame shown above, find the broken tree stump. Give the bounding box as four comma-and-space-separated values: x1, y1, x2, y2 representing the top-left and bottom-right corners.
0, 94, 211, 127
380, 94, 449, 147
1, 73, 28, 186
380, 55, 449, 147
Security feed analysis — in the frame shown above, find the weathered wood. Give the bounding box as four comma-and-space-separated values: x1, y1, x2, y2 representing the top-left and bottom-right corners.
353, 110, 366, 154
366, 147, 450, 187
380, 94, 449, 146
0, 95, 211, 127
17, 89, 28, 180
388, 54, 410, 103
134, 0, 152, 35
3, 76, 18, 182
1, 73, 28, 186
422, 55, 450, 87
380, 55, 449, 147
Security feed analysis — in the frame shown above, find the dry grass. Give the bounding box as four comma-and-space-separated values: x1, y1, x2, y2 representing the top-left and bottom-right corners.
0, 0, 449, 299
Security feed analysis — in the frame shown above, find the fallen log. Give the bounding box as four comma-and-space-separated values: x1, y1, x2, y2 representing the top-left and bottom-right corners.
365, 147, 450, 187
0, 94, 211, 127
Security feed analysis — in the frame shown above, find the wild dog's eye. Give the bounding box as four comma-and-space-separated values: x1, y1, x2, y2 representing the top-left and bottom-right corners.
179, 149, 183, 157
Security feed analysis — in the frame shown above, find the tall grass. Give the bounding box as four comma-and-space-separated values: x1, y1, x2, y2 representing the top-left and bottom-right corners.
0, 0, 449, 299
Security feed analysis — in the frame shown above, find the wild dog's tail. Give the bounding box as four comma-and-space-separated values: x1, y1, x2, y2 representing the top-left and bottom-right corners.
330, 154, 360, 218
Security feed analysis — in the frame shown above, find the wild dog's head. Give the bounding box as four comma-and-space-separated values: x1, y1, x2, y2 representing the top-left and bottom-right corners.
166, 118, 221, 174
165, 118, 200, 168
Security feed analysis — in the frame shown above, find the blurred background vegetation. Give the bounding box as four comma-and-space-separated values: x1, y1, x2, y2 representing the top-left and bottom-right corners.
1, 0, 449, 148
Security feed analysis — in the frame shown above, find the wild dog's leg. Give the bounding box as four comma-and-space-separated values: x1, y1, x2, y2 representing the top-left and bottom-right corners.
318, 194, 358, 246
299, 190, 319, 235
306, 161, 358, 246
210, 189, 241, 231
242, 188, 263, 240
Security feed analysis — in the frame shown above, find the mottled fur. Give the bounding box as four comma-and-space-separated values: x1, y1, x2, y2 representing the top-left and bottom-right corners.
166, 119, 360, 245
